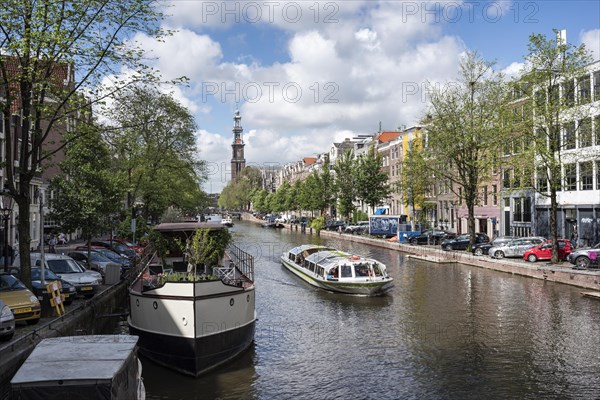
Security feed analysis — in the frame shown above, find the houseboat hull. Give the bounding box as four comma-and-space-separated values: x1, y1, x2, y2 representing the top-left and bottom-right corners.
129, 280, 256, 377
281, 256, 393, 296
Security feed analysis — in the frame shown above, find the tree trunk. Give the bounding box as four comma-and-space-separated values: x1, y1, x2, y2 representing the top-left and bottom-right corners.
467, 201, 476, 247
17, 196, 33, 290
550, 187, 559, 264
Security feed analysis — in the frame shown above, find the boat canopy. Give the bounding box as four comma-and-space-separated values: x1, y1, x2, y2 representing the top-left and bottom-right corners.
287, 245, 332, 257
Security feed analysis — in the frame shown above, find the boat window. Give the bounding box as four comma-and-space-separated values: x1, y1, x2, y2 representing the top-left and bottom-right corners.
309, 262, 315, 272
372, 263, 383, 277
329, 266, 338, 278
341, 264, 353, 278
355, 263, 370, 277
317, 266, 324, 277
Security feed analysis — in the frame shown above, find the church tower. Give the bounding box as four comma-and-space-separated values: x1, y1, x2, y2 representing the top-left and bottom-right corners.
231, 110, 246, 181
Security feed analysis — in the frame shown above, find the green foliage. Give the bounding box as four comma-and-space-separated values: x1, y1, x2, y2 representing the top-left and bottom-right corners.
354, 145, 391, 212
334, 150, 356, 219
219, 167, 263, 210
310, 216, 326, 232
352, 210, 369, 223
509, 30, 594, 263
158, 272, 218, 285
115, 215, 149, 241
106, 85, 206, 223
424, 51, 511, 243
49, 123, 125, 238
147, 230, 169, 258
251, 189, 269, 213
398, 134, 430, 226
186, 228, 232, 267
318, 158, 335, 215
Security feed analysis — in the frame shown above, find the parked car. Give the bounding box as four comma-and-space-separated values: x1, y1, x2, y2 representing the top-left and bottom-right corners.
0, 273, 41, 325
74, 246, 133, 271
472, 236, 519, 256
67, 250, 123, 277
325, 220, 346, 231
488, 237, 546, 259
90, 240, 138, 261
441, 233, 489, 251
409, 229, 455, 245
0, 299, 16, 340
523, 239, 573, 262
567, 242, 600, 269
112, 238, 145, 256
9, 267, 77, 305
344, 221, 369, 235
13, 253, 102, 298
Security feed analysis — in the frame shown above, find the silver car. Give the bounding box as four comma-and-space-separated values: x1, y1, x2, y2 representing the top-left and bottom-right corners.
567, 242, 600, 269
0, 299, 16, 341
489, 237, 545, 259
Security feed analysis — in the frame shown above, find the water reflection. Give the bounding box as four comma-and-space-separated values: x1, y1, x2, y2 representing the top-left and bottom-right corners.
139, 221, 600, 399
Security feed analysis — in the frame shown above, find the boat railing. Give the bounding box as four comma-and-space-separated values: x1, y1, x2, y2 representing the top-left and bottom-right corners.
224, 244, 254, 284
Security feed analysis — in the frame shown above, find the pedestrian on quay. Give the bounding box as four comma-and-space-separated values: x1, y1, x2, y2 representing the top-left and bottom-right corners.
48, 235, 57, 253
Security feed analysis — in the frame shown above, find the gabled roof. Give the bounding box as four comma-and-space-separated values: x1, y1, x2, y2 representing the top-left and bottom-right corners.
376, 131, 401, 144
303, 157, 317, 165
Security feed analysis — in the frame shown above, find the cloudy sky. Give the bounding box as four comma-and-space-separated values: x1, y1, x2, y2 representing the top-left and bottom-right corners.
133, 1, 599, 193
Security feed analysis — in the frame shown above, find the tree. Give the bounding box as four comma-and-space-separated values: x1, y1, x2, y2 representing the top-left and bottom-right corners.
398, 134, 431, 230
106, 85, 205, 223
49, 122, 124, 241
512, 30, 593, 263
219, 166, 263, 211
302, 172, 323, 216
318, 158, 335, 217
0, 0, 167, 288
333, 149, 356, 220
354, 145, 391, 213
424, 52, 511, 247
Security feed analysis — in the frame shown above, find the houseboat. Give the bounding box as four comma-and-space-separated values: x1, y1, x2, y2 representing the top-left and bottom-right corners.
128, 221, 255, 377
281, 245, 393, 296
11, 335, 145, 400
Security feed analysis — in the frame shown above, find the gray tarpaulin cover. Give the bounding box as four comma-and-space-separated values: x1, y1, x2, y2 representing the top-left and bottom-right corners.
11, 335, 142, 400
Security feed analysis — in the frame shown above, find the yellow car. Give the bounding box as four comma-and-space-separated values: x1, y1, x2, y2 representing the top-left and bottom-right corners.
0, 273, 41, 325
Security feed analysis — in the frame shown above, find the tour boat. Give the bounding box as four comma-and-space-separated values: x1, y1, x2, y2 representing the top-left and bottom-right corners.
221, 215, 234, 227
128, 221, 256, 377
281, 245, 393, 296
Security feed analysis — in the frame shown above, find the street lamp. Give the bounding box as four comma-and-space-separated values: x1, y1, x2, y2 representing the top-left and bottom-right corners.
0, 191, 14, 272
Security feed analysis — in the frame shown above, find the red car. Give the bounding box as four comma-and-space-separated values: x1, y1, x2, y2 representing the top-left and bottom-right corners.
112, 238, 145, 256
523, 239, 572, 262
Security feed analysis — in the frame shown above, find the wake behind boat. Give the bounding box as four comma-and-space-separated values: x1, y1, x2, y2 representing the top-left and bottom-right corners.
281, 245, 393, 296
128, 221, 255, 377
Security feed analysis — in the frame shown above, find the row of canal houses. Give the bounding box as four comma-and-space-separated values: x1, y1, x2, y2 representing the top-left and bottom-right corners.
269, 59, 600, 247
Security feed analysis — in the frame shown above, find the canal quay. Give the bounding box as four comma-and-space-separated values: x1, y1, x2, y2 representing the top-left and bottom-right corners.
2, 221, 600, 399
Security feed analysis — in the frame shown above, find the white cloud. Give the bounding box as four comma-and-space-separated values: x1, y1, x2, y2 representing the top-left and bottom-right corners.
501, 62, 525, 79
137, 2, 470, 193
580, 29, 600, 62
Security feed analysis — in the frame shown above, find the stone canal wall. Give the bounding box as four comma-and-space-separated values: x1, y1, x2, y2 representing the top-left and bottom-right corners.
244, 213, 600, 292
0, 281, 128, 399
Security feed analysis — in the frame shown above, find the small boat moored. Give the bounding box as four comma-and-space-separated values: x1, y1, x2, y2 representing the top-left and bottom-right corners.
281, 245, 393, 296
11, 335, 145, 400
221, 215, 234, 227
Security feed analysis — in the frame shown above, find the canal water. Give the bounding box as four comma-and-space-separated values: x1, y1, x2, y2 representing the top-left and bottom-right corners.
126, 221, 600, 399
